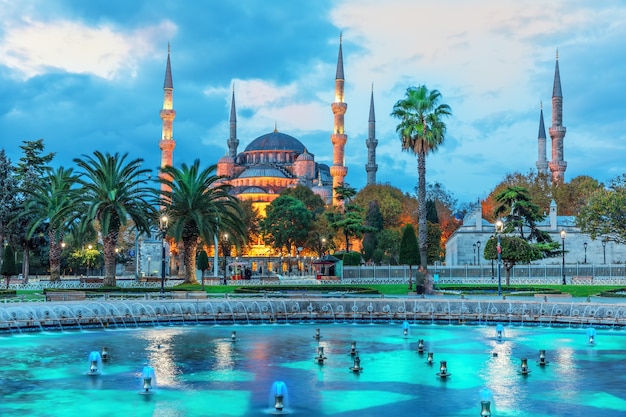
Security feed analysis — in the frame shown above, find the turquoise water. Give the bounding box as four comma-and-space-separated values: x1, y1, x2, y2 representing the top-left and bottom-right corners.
0, 324, 624, 416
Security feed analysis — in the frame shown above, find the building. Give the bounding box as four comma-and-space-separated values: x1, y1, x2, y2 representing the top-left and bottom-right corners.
158, 36, 380, 215
445, 203, 625, 266
446, 52, 624, 266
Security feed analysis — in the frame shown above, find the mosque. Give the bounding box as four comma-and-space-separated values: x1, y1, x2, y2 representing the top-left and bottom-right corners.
445, 52, 626, 267
158, 37, 379, 214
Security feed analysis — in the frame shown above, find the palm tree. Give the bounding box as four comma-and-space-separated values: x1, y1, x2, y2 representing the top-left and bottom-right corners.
158, 160, 245, 284
19, 167, 79, 281
74, 151, 155, 286
391, 85, 451, 268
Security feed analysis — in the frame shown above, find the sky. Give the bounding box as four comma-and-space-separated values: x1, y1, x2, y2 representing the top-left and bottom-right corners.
1, 0, 625, 206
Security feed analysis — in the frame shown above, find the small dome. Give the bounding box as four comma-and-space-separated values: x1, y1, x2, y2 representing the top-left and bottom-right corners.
244, 131, 305, 152
296, 148, 314, 162
238, 165, 287, 178
312, 184, 331, 202
218, 155, 234, 164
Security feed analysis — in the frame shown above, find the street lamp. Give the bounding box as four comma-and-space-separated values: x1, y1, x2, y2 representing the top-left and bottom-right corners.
583, 242, 588, 264
560, 229, 566, 285
602, 240, 607, 264
472, 243, 476, 265
476, 241, 481, 267
159, 215, 169, 294
222, 233, 229, 285
495, 219, 504, 296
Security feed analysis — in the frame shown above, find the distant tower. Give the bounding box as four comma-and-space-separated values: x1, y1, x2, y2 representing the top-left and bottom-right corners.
228, 85, 239, 159
159, 44, 176, 193
548, 50, 567, 183
536, 101, 549, 175
330, 34, 348, 206
365, 85, 378, 185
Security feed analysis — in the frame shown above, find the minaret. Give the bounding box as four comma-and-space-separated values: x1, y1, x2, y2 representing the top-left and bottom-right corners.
548, 50, 567, 183
159, 44, 176, 192
365, 85, 378, 185
330, 34, 348, 206
536, 101, 549, 175
228, 85, 239, 159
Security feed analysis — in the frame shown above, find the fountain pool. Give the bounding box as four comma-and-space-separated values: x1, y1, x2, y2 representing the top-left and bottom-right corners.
1, 323, 625, 416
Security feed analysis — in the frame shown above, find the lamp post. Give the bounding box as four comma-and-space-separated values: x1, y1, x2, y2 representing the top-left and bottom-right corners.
583, 242, 588, 264
476, 241, 481, 267
602, 240, 607, 264
472, 243, 476, 265
560, 229, 566, 285
495, 219, 504, 296
222, 233, 229, 285
159, 215, 169, 294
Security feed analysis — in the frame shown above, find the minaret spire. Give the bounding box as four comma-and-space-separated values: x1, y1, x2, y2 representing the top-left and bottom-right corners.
159, 44, 176, 192
535, 101, 548, 175
548, 49, 567, 182
228, 84, 239, 158
365, 84, 378, 185
330, 34, 348, 206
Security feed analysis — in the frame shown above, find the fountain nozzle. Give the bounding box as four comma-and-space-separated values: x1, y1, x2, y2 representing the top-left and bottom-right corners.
143, 377, 152, 392
231, 331, 237, 342
437, 360, 451, 378
519, 358, 531, 375
101, 347, 109, 362
350, 341, 357, 356
274, 394, 284, 411
90, 360, 98, 373
480, 400, 492, 416
538, 349, 549, 366
427, 352, 434, 365
417, 339, 425, 354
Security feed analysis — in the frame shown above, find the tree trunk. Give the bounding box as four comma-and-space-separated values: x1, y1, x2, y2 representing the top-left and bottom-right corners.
48, 229, 62, 282
102, 231, 118, 287
21, 245, 30, 284
417, 151, 428, 269
182, 237, 199, 284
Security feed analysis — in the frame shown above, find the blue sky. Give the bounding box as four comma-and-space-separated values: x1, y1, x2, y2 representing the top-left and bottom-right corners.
1, 0, 625, 205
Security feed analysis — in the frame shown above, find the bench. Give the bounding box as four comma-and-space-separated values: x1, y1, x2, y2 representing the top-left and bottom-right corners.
79, 277, 102, 284
45, 291, 87, 302
571, 276, 593, 285
139, 277, 162, 283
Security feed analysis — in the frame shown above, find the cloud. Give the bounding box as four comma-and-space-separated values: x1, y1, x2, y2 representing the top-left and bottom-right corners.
0, 17, 176, 80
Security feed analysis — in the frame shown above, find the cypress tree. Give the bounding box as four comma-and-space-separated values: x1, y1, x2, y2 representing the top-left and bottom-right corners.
399, 224, 420, 290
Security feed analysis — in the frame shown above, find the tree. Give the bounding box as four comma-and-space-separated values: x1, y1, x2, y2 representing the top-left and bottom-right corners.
326, 203, 375, 253
362, 200, 384, 262
484, 235, 543, 285
1, 245, 17, 287
13, 139, 55, 282
261, 195, 312, 255
197, 250, 209, 289
398, 224, 420, 290
159, 160, 245, 284
74, 151, 155, 286
0, 150, 18, 273
19, 167, 79, 281
391, 85, 451, 269
354, 184, 406, 228
495, 186, 550, 243
281, 185, 325, 215
577, 175, 626, 244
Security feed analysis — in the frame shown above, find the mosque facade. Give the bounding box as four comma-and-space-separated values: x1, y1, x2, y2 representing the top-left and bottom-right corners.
158, 36, 379, 215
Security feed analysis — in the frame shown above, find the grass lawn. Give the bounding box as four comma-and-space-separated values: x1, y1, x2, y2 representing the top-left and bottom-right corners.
8, 284, 626, 300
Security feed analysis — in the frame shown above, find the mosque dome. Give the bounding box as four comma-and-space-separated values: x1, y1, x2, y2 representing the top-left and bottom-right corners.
244, 130, 306, 153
